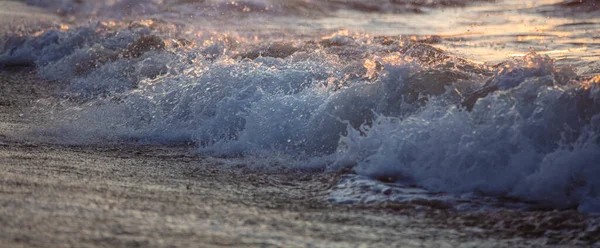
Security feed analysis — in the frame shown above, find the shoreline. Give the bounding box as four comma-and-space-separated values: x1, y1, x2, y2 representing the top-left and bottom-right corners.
0, 61, 598, 248
0, 2, 599, 247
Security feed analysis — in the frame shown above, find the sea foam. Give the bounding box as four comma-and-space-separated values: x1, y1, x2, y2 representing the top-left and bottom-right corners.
2, 19, 599, 212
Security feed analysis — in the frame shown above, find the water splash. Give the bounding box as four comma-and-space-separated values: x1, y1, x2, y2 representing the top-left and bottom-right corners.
3, 1, 600, 212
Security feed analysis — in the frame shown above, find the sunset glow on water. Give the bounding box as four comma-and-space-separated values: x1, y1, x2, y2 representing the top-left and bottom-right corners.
1, 0, 600, 213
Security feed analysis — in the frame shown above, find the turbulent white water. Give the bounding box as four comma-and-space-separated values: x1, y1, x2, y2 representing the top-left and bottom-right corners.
2, 0, 600, 212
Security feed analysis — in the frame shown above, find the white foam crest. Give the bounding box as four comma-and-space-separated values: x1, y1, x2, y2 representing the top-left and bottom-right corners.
43, 51, 346, 147
334, 61, 600, 211
11, 25, 599, 212
0, 26, 99, 67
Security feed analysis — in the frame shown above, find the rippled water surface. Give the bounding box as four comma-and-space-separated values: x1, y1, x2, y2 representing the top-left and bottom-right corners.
1, 0, 600, 213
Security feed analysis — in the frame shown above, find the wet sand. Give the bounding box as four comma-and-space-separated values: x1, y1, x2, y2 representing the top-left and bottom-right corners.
0, 2, 599, 247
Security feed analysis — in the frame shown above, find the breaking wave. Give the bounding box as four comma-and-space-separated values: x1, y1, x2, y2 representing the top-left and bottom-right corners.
2, 3, 600, 212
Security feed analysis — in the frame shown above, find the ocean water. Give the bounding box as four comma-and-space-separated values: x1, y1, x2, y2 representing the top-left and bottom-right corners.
1, 0, 600, 212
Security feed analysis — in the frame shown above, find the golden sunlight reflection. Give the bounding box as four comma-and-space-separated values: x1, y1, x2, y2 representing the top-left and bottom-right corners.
313, 0, 598, 64
1, 2, 600, 245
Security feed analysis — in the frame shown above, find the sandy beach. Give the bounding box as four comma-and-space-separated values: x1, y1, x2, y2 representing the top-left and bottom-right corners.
1, 1, 599, 247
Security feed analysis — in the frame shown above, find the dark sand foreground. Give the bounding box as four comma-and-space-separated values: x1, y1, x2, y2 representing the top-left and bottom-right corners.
0, 2, 599, 247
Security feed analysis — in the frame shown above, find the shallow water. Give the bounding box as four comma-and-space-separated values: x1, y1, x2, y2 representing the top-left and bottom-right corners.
1, 0, 600, 213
